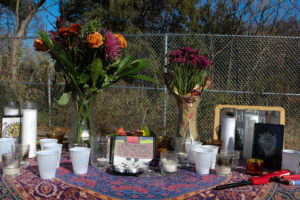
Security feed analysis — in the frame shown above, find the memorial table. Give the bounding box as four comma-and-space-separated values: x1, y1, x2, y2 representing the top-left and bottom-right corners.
1, 152, 299, 200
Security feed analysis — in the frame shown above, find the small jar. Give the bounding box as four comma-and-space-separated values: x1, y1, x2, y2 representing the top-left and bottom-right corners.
220, 150, 240, 170
246, 158, 264, 175
216, 152, 233, 176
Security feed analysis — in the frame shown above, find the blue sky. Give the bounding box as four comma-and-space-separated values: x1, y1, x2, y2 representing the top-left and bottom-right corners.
40, 0, 60, 32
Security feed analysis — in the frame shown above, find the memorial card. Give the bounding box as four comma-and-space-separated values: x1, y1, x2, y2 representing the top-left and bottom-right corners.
1, 116, 21, 138
252, 123, 284, 170
111, 136, 155, 165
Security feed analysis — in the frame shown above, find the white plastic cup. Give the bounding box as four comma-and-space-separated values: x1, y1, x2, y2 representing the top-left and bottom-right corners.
201, 145, 219, 169
40, 139, 58, 150
188, 141, 203, 163
43, 143, 63, 168
281, 149, 300, 174
36, 150, 58, 180
0, 138, 16, 162
193, 148, 212, 175
70, 147, 91, 175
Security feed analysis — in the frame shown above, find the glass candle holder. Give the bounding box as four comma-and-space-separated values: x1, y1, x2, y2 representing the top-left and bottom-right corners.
216, 152, 233, 176
4, 101, 20, 116
21, 103, 37, 158
2, 150, 21, 178
246, 158, 264, 175
243, 109, 259, 159
220, 150, 240, 170
160, 151, 178, 175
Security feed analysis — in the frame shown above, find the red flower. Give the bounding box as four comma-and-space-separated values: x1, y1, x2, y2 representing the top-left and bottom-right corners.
33, 38, 48, 52
104, 31, 121, 60
59, 27, 71, 36
69, 24, 82, 34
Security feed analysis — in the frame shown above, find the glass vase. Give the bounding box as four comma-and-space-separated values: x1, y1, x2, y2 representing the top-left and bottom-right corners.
68, 93, 95, 146
175, 96, 201, 141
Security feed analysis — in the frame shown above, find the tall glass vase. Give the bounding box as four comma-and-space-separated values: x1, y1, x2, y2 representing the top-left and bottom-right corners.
68, 92, 95, 146
175, 96, 201, 141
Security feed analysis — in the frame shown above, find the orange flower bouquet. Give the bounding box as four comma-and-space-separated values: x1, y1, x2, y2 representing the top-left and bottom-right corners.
34, 18, 155, 144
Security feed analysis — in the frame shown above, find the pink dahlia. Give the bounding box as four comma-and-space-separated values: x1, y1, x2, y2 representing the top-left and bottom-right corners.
104, 31, 121, 60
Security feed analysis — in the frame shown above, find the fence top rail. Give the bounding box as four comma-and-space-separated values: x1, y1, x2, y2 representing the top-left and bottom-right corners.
1, 34, 299, 40
1, 81, 300, 97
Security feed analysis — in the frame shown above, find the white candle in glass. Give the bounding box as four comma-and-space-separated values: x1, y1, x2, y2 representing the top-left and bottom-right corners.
4, 102, 20, 116
243, 110, 259, 159
21, 103, 37, 158
161, 158, 177, 173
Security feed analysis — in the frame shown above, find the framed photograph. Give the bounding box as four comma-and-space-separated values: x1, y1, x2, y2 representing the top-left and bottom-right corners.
2, 116, 21, 138
111, 136, 155, 165
252, 123, 284, 170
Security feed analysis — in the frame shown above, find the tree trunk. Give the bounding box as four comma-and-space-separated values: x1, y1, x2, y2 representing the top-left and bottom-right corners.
11, 0, 46, 81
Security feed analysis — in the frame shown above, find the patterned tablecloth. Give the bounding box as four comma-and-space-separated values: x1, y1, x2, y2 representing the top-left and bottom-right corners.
1, 152, 299, 200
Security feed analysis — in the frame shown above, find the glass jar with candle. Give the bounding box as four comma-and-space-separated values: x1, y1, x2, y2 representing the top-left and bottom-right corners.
243, 109, 259, 159
21, 103, 37, 158
4, 102, 20, 116
160, 151, 178, 175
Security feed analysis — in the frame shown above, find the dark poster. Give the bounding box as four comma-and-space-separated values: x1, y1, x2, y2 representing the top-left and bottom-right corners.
252, 123, 284, 170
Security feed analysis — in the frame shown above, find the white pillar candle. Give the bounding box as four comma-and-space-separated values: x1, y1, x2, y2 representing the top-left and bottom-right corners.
21, 103, 37, 158
221, 112, 236, 152
243, 110, 259, 159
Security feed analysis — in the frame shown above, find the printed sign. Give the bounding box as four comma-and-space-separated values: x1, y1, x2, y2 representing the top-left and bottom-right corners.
112, 136, 155, 165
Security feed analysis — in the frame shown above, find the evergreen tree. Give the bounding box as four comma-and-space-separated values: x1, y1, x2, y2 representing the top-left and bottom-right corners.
61, 0, 199, 33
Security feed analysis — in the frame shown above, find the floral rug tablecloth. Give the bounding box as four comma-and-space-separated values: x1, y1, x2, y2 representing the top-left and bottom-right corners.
1, 153, 299, 200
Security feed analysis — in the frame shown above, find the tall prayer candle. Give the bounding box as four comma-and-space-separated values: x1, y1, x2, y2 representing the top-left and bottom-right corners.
21, 103, 37, 158
243, 109, 259, 159
4, 102, 20, 116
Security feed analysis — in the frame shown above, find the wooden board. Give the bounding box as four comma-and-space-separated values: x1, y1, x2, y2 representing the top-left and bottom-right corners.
213, 105, 285, 150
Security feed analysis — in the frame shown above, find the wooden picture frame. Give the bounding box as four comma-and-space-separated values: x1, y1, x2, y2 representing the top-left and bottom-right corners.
111, 136, 156, 165
213, 105, 285, 150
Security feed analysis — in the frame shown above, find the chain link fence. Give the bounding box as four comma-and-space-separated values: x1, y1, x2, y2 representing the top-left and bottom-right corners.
0, 34, 299, 149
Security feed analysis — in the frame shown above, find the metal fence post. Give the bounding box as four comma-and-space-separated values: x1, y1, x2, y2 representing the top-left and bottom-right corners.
163, 34, 168, 136
48, 67, 52, 127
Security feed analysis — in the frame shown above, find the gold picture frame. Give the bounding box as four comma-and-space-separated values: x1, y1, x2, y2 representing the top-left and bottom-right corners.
213, 105, 285, 149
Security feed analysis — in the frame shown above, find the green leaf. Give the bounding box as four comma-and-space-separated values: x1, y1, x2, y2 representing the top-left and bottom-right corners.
83, 83, 89, 88
91, 58, 103, 86
115, 56, 132, 75
80, 73, 90, 83
58, 93, 70, 105
129, 74, 157, 83
116, 59, 149, 78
